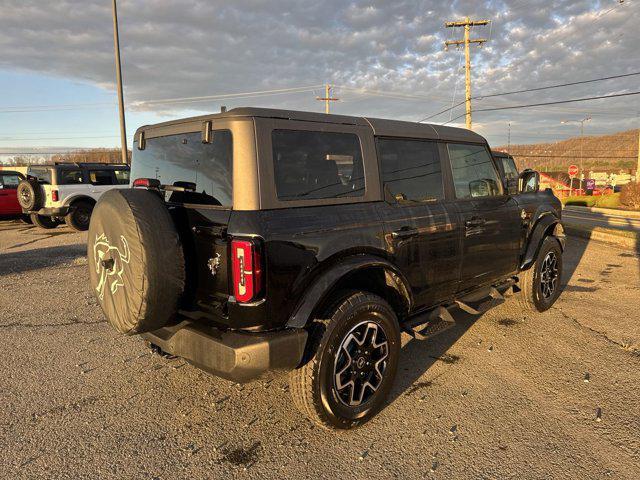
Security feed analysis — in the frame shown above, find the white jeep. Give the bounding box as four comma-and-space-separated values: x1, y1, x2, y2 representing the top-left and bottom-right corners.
17, 163, 130, 231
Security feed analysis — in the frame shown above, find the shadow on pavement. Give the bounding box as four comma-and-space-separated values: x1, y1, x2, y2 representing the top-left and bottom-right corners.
0, 244, 86, 276
388, 308, 480, 406
387, 212, 640, 409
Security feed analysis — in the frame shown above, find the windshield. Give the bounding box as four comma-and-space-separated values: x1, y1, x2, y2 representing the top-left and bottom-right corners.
131, 131, 232, 206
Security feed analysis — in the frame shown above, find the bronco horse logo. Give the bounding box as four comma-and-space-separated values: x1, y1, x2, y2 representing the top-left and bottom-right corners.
94, 233, 131, 300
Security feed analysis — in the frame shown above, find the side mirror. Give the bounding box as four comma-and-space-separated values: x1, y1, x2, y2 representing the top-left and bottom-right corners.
519, 169, 540, 193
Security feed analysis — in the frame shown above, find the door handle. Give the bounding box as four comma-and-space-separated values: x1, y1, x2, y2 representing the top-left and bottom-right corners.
465, 217, 486, 228
391, 227, 419, 239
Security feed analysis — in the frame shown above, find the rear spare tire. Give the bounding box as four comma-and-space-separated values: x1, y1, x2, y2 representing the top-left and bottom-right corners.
87, 189, 185, 335
17, 179, 43, 211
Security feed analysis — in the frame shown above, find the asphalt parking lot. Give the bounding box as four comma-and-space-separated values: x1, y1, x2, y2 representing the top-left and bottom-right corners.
1, 219, 639, 479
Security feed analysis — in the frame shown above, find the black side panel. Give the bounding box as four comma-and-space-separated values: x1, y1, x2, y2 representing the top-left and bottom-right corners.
225, 203, 386, 330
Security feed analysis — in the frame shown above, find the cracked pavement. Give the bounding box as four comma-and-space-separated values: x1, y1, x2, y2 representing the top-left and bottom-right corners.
0, 219, 639, 479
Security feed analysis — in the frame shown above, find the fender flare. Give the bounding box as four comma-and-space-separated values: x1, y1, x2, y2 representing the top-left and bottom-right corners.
63, 194, 97, 209
520, 213, 564, 271
286, 255, 413, 329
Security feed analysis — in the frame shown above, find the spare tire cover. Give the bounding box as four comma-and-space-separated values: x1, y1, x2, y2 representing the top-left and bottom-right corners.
17, 179, 41, 211
87, 189, 185, 335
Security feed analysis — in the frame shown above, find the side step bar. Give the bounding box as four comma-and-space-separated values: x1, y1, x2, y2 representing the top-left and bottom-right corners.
402, 278, 517, 341
455, 287, 504, 315
402, 305, 456, 341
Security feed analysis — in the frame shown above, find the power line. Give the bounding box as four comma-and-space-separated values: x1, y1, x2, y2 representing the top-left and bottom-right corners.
133, 85, 324, 107
419, 71, 640, 121
473, 91, 640, 113
476, 71, 640, 100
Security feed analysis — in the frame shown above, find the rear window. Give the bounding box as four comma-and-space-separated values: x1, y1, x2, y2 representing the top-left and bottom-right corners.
0, 173, 21, 188
58, 169, 84, 185
114, 169, 130, 185
131, 131, 232, 206
272, 130, 364, 201
28, 168, 51, 184
88, 170, 114, 186
377, 138, 443, 203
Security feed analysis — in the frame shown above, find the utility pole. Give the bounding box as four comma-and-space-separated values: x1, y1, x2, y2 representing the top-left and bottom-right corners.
316, 84, 339, 114
445, 17, 488, 130
636, 126, 640, 183
561, 115, 591, 174
112, 0, 128, 164
507, 122, 511, 152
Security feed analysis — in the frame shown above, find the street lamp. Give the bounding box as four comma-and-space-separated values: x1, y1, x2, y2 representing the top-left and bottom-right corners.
561, 115, 591, 174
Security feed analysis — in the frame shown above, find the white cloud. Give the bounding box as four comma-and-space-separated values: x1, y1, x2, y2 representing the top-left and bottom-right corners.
0, 0, 638, 144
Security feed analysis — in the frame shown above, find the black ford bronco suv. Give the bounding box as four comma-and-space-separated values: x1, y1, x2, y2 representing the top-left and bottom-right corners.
88, 108, 565, 429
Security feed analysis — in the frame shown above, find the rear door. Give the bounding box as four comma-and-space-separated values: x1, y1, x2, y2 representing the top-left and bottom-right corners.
376, 138, 461, 310
131, 126, 234, 316
0, 172, 23, 214
55, 167, 86, 206
446, 143, 521, 291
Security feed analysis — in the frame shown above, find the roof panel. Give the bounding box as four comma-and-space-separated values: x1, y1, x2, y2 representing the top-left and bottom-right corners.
135, 107, 487, 144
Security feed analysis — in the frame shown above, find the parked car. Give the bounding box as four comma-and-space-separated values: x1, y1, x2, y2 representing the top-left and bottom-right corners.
88, 108, 565, 429
17, 163, 130, 230
0, 170, 25, 217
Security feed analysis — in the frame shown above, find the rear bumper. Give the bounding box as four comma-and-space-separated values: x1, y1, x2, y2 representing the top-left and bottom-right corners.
141, 321, 308, 383
23, 206, 70, 217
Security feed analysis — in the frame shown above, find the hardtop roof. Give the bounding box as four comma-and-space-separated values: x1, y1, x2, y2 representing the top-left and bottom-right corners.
135, 107, 486, 143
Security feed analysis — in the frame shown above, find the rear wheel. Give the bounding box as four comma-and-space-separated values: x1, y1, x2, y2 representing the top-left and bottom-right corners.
30, 213, 58, 229
289, 291, 400, 430
517, 236, 563, 312
65, 200, 93, 231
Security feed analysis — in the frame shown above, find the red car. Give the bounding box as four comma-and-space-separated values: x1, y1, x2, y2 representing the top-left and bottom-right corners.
0, 171, 25, 216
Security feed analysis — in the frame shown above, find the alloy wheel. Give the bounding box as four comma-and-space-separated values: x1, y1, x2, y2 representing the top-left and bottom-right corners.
333, 320, 389, 407
540, 251, 559, 299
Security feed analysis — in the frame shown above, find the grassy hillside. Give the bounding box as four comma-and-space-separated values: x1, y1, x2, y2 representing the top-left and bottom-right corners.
496, 129, 638, 173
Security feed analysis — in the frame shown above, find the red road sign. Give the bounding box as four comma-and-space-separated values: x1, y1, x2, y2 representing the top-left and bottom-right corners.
568, 165, 579, 177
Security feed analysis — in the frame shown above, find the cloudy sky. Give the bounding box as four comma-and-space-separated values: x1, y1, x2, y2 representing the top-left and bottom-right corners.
0, 0, 638, 151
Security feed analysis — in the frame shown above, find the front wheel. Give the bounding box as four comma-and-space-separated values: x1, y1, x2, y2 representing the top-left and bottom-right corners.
517, 236, 563, 312
30, 213, 59, 229
289, 292, 400, 430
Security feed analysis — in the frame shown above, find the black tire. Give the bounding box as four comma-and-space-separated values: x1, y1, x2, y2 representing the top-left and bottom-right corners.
20, 214, 32, 224
17, 179, 42, 211
518, 236, 563, 312
65, 200, 93, 231
289, 291, 401, 430
30, 213, 58, 229
87, 189, 185, 335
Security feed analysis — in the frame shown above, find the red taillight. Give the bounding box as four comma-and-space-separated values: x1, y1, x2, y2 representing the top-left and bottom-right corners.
231, 238, 263, 303
133, 178, 160, 189
51, 190, 59, 202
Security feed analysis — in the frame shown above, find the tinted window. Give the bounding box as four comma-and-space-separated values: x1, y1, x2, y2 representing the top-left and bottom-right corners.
272, 130, 364, 200
497, 156, 518, 181
448, 144, 502, 198
89, 170, 114, 186
28, 168, 51, 184
114, 169, 130, 185
58, 169, 84, 185
131, 131, 232, 206
377, 138, 443, 203
0, 174, 21, 188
